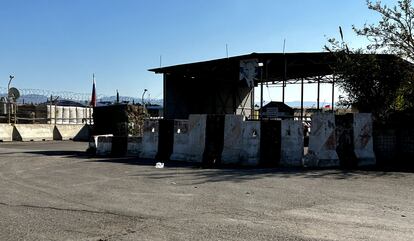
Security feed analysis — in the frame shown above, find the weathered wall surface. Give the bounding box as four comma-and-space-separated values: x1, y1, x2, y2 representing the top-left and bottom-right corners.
127, 137, 142, 156
187, 115, 207, 163
170, 120, 190, 161
221, 115, 244, 165
140, 119, 159, 159
280, 120, 303, 167
54, 124, 90, 141
305, 113, 339, 167
0, 124, 13, 142
353, 113, 376, 166
239, 121, 261, 166
13, 124, 54, 141
95, 136, 113, 156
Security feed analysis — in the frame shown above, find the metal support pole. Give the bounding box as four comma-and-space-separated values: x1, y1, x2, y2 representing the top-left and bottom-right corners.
301, 78, 304, 120
7, 75, 14, 124
250, 87, 255, 119
283, 55, 287, 103
260, 68, 263, 120
317, 79, 320, 110
332, 78, 335, 112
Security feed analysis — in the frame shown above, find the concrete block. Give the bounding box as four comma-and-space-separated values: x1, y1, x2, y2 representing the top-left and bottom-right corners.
353, 113, 376, 166
0, 124, 13, 142
240, 121, 261, 166
140, 119, 159, 159
127, 137, 142, 156
13, 124, 54, 141
305, 113, 339, 167
170, 119, 190, 161
221, 115, 244, 165
187, 114, 207, 163
95, 135, 113, 156
54, 124, 90, 141
280, 120, 304, 167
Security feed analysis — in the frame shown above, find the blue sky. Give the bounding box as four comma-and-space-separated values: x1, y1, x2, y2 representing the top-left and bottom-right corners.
0, 0, 389, 102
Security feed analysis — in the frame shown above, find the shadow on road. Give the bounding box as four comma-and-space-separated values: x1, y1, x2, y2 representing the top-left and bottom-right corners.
18, 149, 414, 184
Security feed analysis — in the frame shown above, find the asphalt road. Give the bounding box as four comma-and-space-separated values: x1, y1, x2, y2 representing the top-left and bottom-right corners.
0, 141, 413, 241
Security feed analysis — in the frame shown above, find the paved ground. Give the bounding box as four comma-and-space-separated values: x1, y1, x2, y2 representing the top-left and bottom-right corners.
0, 141, 413, 241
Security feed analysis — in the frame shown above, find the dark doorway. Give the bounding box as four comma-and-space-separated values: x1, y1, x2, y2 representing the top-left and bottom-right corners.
335, 114, 357, 168
203, 115, 225, 167
156, 119, 175, 161
260, 120, 281, 167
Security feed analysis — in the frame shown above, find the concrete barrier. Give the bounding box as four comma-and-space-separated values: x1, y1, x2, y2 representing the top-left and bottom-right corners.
187, 114, 207, 163
280, 120, 303, 167
170, 120, 190, 161
13, 124, 54, 141
221, 115, 244, 165
0, 124, 13, 142
95, 135, 113, 156
305, 113, 339, 167
353, 113, 376, 166
54, 124, 90, 141
140, 119, 159, 159
240, 121, 261, 166
127, 137, 142, 156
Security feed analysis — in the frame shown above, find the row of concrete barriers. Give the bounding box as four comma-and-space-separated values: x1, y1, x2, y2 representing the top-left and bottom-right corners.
93, 113, 376, 168
0, 124, 90, 142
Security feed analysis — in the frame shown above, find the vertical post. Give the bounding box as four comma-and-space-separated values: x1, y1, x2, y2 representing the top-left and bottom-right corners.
14, 103, 17, 124
250, 87, 255, 119
332, 77, 335, 112
54, 102, 57, 125
317, 79, 320, 110
283, 53, 287, 103
260, 67, 263, 120
49, 95, 52, 124
301, 78, 304, 120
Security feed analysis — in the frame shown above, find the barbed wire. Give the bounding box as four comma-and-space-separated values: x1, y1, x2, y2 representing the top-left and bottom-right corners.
0, 86, 161, 105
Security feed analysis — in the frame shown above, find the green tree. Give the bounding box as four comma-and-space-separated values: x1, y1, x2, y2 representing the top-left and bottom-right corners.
354, 0, 414, 62
326, 0, 414, 117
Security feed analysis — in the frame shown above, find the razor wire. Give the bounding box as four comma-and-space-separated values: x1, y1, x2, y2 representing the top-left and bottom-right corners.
0, 86, 161, 105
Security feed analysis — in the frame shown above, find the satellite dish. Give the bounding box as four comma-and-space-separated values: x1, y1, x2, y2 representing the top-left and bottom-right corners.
8, 87, 20, 100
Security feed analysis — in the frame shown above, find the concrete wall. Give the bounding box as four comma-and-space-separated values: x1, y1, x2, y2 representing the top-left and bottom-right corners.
353, 113, 376, 166
239, 121, 261, 166
54, 124, 90, 141
127, 137, 142, 156
95, 135, 113, 156
280, 120, 303, 167
187, 114, 207, 163
221, 115, 244, 165
140, 119, 159, 159
0, 124, 13, 142
13, 124, 54, 141
170, 119, 190, 161
305, 113, 339, 167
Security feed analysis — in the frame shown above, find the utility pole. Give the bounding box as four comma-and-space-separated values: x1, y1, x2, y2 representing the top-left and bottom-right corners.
7, 75, 14, 124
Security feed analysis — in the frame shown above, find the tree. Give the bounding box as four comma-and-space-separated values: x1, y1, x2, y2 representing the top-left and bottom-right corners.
325, 0, 414, 117
354, 0, 414, 62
